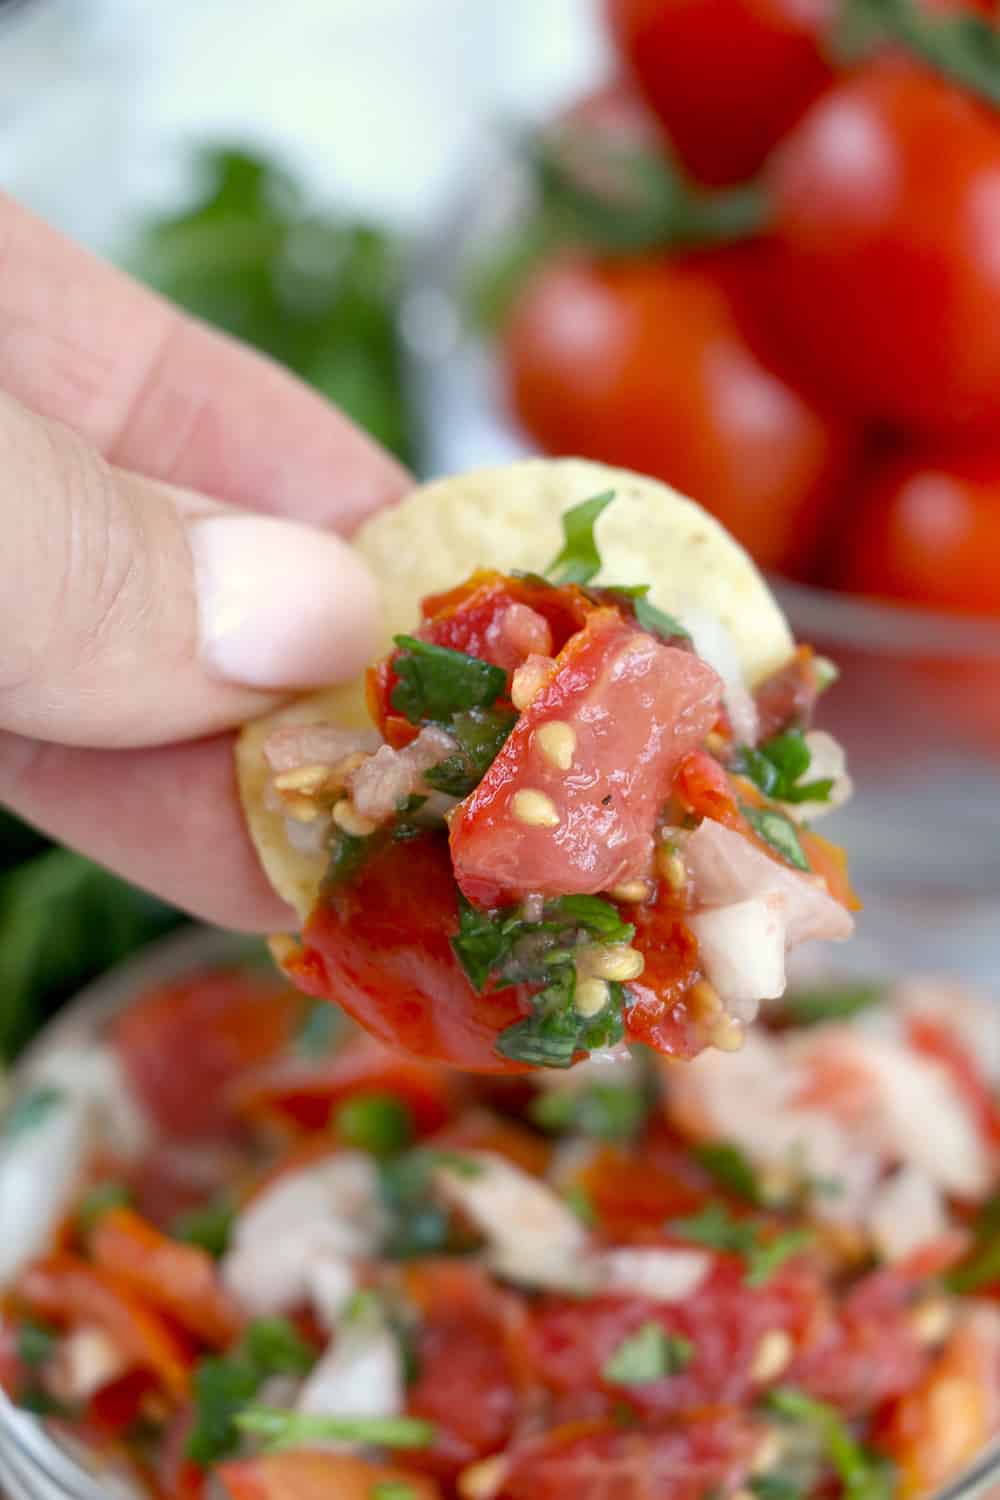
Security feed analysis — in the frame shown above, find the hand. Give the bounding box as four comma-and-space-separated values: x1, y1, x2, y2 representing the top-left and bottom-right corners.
0, 193, 410, 930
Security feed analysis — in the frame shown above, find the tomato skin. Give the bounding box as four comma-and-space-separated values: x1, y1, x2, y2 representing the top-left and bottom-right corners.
906, 1016, 1000, 1149
503, 251, 856, 576
625, 911, 704, 1056
113, 969, 302, 1140
218, 1451, 442, 1500
451, 610, 722, 906
788, 1267, 928, 1415
289, 834, 532, 1074
767, 62, 1000, 438
606, 0, 833, 184
834, 447, 1000, 614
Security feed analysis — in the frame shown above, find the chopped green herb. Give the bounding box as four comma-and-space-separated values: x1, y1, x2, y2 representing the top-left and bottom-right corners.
750, 1476, 804, 1500
372, 1484, 418, 1500
551, 895, 635, 944
565, 1182, 598, 1227
2, 1084, 64, 1141
391, 794, 430, 842
694, 1142, 761, 1204
603, 1322, 693, 1385
17, 1320, 57, 1370
604, 585, 691, 644
186, 1318, 317, 1465
378, 1152, 456, 1260
671, 1203, 813, 1286
77, 1182, 132, 1235
947, 1193, 1000, 1294
242, 1318, 316, 1377
296, 999, 341, 1055
425, 1150, 485, 1178
531, 1082, 649, 1142
335, 1092, 414, 1157
742, 804, 810, 872
767, 1388, 895, 1500
325, 825, 377, 888
496, 971, 625, 1070
735, 730, 833, 807
779, 984, 884, 1029
391, 637, 506, 726
235, 1406, 435, 1451
424, 707, 518, 797
171, 1196, 236, 1259
546, 491, 616, 586
451, 897, 520, 992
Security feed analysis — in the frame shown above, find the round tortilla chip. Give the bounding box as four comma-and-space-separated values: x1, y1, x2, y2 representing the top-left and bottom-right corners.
237, 458, 793, 921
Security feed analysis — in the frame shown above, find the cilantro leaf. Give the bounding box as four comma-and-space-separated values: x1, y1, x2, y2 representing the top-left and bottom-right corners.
243, 1318, 317, 1377
424, 707, 517, 796
742, 804, 810, 872
235, 1407, 435, 1451
604, 585, 691, 643
671, 1203, 813, 1286
326, 826, 378, 887
736, 730, 833, 807
547, 491, 616, 585
186, 1318, 317, 1465
451, 897, 520, 991
746, 1230, 815, 1287
390, 637, 507, 726
549, 894, 635, 943
694, 1141, 761, 1204
378, 1152, 455, 1260
603, 1323, 693, 1385
779, 983, 884, 1029
767, 1388, 895, 1500
170, 1196, 235, 1259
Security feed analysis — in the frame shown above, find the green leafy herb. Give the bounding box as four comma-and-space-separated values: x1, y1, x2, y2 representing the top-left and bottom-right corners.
671, 1204, 813, 1286
736, 730, 833, 807
779, 983, 884, 1029
296, 999, 341, 1056
604, 585, 691, 644
171, 1196, 236, 1260
424, 707, 518, 796
750, 1476, 805, 1500
496, 973, 626, 1070
391, 638, 507, 726
767, 1388, 895, 1500
531, 1082, 649, 1142
947, 1193, 1000, 1294
694, 1142, 761, 1204
451, 897, 521, 992
372, 1484, 417, 1500
546, 491, 616, 585
235, 1407, 435, 1451
742, 805, 810, 872
378, 1151, 457, 1260
186, 1318, 318, 1464
836, 0, 1000, 109
335, 1092, 414, 1157
2, 1084, 64, 1141
326, 826, 377, 887
17, 1320, 57, 1370
77, 1182, 132, 1235
603, 1323, 693, 1385
565, 1183, 598, 1227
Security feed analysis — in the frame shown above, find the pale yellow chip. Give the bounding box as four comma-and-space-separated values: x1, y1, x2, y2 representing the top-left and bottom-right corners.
237, 458, 793, 921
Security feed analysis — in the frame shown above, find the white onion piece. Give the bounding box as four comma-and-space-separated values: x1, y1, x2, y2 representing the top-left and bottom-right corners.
681, 608, 759, 746
263, 724, 378, 773
0, 1092, 94, 1285
683, 819, 853, 947
433, 1152, 590, 1291
689, 898, 786, 1022
27, 1044, 151, 1161
297, 1322, 403, 1425
783, 731, 853, 824
892, 978, 1000, 1088
595, 1247, 711, 1302
48, 1327, 129, 1405
867, 1167, 948, 1263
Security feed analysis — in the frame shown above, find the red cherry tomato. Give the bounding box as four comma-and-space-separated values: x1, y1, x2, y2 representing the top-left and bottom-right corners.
503, 251, 857, 576
450, 610, 721, 907
833, 448, 1000, 614
606, 0, 834, 184
766, 61, 1000, 438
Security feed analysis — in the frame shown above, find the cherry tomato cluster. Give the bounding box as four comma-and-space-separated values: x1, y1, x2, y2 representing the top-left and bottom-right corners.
500, 0, 1000, 613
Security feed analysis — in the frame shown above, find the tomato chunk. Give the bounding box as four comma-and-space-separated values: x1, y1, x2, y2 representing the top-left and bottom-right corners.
451, 611, 722, 907
218, 1451, 442, 1500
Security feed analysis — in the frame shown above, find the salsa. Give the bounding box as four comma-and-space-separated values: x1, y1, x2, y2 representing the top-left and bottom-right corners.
261, 492, 856, 1072
1, 960, 998, 1500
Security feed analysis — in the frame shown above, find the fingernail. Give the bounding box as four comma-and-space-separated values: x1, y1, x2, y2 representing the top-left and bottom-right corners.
188, 515, 379, 689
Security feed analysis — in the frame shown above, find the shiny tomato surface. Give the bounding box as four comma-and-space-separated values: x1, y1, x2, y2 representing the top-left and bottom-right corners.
503, 251, 857, 576
606, 0, 834, 184
834, 448, 1000, 615
766, 61, 1000, 438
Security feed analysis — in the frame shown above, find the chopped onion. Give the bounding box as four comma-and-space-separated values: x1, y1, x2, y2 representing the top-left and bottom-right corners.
349, 725, 456, 824
681, 608, 759, 746
297, 1321, 403, 1426
689, 898, 787, 1022
867, 1166, 948, 1263
595, 1247, 711, 1301
0, 1092, 94, 1285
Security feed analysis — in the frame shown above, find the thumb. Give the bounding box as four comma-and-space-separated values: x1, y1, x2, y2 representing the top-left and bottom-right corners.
0, 392, 380, 749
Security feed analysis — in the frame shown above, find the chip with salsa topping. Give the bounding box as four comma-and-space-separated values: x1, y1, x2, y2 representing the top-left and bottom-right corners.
237, 459, 856, 1071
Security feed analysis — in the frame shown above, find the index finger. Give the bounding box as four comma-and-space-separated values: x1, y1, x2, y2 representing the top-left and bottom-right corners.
0, 192, 411, 534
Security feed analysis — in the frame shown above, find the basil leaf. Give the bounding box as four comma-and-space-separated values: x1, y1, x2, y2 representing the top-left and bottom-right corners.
604, 585, 691, 644
750, 1476, 805, 1500
694, 1142, 761, 1204
235, 1407, 435, 1451
326, 825, 377, 887
531, 1082, 649, 1142
767, 1388, 895, 1500
495, 970, 584, 1069
603, 1323, 693, 1385
187, 1356, 260, 1465
17, 1320, 57, 1370
671, 1204, 812, 1285
742, 804, 810, 872
243, 1318, 316, 1377
171, 1196, 236, 1260
746, 1230, 815, 1287
335, 1092, 414, 1157
736, 730, 832, 807
391, 637, 506, 725
2, 1085, 64, 1142
424, 707, 517, 797
779, 983, 884, 1029
547, 894, 635, 944
546, 490, 616, 585
451, 896, 520, 992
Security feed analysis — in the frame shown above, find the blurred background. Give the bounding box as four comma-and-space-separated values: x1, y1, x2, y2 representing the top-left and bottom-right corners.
2, 0, 999, 1064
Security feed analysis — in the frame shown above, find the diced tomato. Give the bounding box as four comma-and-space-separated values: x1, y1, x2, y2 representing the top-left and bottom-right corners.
451, 611, 722, 907
288, 834, 534, 1073
90, 1208, 242, 1348
155, 1406, 207, 1500
230, 1032, 458, 1135
907, 1017, 1000, 1150
429, 1109, 552, 1178
799, 828, 862, 912
113, 969, 303, 1140
0, 1319, 27, 1400
16, 1253, 195, 1401
625, 910, 704, 1058
528, 1256, 822, 1416
789, 1268, 928, 1416
218, 1451, 442, 1500
673, 749, 742, 828
125, 1140, 246, 1230
753, 645, 819, 741
85, 1369, 158, 1439
499, 1412, 760, 1500
571, 1138, 705, 1238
